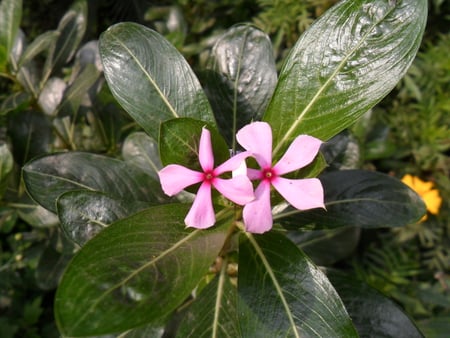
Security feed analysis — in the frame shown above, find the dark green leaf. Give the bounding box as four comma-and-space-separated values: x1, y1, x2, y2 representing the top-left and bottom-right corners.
0, 143, 13, 197
177, 260, 240, 337
54, 204, 230, 336
122, 132, 162, 180
99, 22, 215, 140
417, 317, 450, 338
0, 0, 21, 71
41, 0, 87, 85
17, 30, 59, 69
264, 0, 427, 158
35, 243, 73, 290
159, 118, 230, 170
238, 231, 358, 337
328, 270, 424, 338
22, 152, 168, 213
7, 110, 53, 165
277, 170, 426, 229
57, 190, 149, 246
289, 227, 361, 266
203, 24, 277, 148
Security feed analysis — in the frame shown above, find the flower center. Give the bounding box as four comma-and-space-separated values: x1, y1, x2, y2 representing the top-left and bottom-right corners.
204, 171, 215, 182
262, 168, 276, 182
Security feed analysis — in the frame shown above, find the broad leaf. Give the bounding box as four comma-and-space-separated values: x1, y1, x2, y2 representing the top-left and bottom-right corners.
22, 152, 168, 213
264, 0, 427, 158
0, 0, 22, 71
276, 170, 426, 229
328, 270, 424, 338
41, 0, 87, 86
203, 24, 277, 148
54, 204, 230, 336
57, 190, 148, 246
99, 22, 215, 140
238, 231, 358, 337
122, 132, 162, 180
288, 227, 361, 266
159, 118, 230, 170
177, 260, 240, 337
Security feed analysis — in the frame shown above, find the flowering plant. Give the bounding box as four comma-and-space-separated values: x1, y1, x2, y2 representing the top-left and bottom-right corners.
19, 0, 429, 336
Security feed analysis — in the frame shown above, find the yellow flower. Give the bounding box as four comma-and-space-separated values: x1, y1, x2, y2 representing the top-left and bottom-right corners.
401, 174, 442, 220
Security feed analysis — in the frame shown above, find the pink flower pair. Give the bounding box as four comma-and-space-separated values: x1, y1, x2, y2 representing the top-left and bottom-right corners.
158, 122, 324, 234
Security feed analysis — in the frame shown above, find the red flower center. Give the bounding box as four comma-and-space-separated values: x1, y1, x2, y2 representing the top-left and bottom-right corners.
262, 168, 276, 182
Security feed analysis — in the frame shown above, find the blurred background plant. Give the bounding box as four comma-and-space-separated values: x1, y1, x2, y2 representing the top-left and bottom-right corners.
0, 0, 449, 337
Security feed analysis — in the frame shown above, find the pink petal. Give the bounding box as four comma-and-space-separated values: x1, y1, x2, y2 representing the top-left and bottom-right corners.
199, 127, 214, 171
236, 122, 272, 168
213, 176, 254, 205
273, 135, 322, 175
242, 181, 273, 234
247, 168, 263, 180
272, 177, 324, 210
158, 165, 203, 196
184, 182, 215, 229
215, 151, 251, 174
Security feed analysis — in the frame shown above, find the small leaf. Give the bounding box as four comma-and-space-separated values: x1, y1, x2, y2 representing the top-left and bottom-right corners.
54, 204, 230, 336
35, 243, 73, 290
17, 30, 59, 69
0, 143, 13, 197
328, 270, 424, 338
203, 24, 277, 147
0, 0, 22, 71
22, 152, 168, 213
264, 0, 427, 158
99, 22, 215, 140
122, 132, 162, 179
57, 190, 149, 246
41, 0, 87, 85
276, 170, 426, 229
177, 260, 240, 337
238, 231, 358, 337
159, 118, 230, 170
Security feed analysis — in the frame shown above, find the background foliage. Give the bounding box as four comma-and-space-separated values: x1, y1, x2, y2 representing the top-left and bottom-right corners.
0, 0, 449, 337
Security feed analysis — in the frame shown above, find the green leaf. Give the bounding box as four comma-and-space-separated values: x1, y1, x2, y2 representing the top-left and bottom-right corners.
57, 190, 149, 246
122, 132, 162, 180
203, 24, 277, 148
99, 22, 215, 140
238, 231, 358, 337
0, 0, 22, 71
0, 143, 13, 198
417, 317, 450, 338
17, 30, 59, 69
328, 270, 424, 338
35, 242, 73, 290
22, 152, 168, 213
264, 0, 427, 158
54, 204, 230, 337
159, 118, 230, 170
177, 259, 240, 337
276, 170, 426, 229
41, 0, 87, 86
289, 227, 361, 266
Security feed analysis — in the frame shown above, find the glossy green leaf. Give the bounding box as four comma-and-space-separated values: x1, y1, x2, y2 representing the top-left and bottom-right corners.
159, 118, 230, 170
203, 24, 277, 148
328, 270, 424, 338
99, 22, 215, 140
41, 0, 87, 86
22, 152, 168, 213
238, 231, 358, 337
57, 190, 149, 246
122, 132, 162, 180
289, 227, 361, 266
0, 0, 22, 70
177, 260, 240, 337
276, 170, 426, 229
264, 0, 427, 158
15, 195, 59, 228
54, 204, 230, 336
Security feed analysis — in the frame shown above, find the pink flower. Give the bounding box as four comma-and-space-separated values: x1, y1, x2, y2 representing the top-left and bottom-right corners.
236, 121, 325, 234
158, 127, 254, 229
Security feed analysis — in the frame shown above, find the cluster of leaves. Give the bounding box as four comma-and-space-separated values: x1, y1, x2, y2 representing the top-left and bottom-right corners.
0, 0, 448, 337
